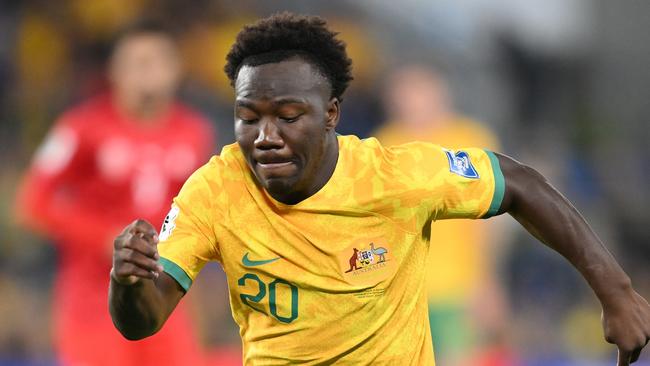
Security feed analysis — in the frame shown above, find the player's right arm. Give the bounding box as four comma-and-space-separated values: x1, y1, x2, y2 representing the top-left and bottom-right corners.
109, 219, 184, 340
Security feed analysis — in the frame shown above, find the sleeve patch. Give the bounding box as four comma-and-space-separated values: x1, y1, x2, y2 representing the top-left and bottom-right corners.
159, 205, 180, 241
443, 149, 480, 179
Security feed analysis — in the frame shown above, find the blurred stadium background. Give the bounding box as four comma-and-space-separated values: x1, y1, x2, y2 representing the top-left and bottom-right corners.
0, 0, 649, 365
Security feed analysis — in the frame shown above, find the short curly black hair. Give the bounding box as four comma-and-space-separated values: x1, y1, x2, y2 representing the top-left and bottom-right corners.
224, 12, 353, 100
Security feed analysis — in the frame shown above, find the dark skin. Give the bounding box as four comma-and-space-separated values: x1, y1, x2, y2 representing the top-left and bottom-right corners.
109, 57, 650, 364
233, 58, 340, 204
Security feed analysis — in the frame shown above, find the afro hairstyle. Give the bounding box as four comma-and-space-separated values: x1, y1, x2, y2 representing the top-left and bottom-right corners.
224, 12, 353, 100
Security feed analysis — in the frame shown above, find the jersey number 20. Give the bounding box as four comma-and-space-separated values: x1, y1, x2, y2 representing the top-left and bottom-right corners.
238, 273, 299, 323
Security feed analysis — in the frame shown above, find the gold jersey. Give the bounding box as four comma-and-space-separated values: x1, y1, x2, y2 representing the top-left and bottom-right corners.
158, 135, 504, 365
373, 117, 500, 302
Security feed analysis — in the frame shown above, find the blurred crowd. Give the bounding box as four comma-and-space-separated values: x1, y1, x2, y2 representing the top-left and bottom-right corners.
0, 0, 649, 365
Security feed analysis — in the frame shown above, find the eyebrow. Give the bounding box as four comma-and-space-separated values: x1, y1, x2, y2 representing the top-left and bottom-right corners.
272, 97, 308, 106
235, 97, 309, 109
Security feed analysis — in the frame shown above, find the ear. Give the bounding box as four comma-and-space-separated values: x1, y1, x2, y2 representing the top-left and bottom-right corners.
325, 97, 340, 131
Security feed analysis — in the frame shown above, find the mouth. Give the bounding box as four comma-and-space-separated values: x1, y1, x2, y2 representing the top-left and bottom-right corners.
257, 161, 294, 169
254, 157, 297, 178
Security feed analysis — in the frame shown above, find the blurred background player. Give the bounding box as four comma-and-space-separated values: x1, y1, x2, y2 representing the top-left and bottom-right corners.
15, 20, 214, 366
373, 64, 515, 366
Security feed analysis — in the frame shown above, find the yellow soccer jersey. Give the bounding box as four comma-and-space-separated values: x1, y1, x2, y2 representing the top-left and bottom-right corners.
373, 117, 501, 301
157, 135, 505, 365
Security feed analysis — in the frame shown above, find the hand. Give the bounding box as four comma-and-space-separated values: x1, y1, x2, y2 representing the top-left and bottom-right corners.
602, 289, 650, 365
111, 219, 163, 286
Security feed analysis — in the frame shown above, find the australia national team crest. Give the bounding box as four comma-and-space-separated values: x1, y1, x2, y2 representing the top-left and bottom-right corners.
338, 239, 396, 288
344, 244, 388, 273
443, 149, 479, 179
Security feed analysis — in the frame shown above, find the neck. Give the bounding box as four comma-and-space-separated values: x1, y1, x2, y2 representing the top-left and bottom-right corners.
308, 131, 339, 195
114, 93, 171, 123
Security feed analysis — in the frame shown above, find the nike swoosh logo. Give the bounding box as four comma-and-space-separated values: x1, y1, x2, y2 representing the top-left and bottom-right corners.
242, 252, 281, 267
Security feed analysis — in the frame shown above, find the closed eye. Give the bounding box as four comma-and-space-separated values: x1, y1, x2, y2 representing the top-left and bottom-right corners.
239, 117, 259, 124
279, 114, 303, 123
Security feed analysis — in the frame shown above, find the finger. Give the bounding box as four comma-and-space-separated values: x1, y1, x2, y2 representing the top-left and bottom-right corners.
618, 348, 632, 366
122, 237, 159, 259
126, 230, 159, 249
130, 219, 158, 239
119, 248, 163, 273
118, 224, 132, 236
134, 231, 159, 246
113, 226, 133, 249
630, 348, 642, 363
114, 263, 158, 281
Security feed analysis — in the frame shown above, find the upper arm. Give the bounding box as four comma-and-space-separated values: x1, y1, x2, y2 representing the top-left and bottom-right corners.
493, 152, 549, 216
154, 271, 187, 315
157, 162, 222, 292
404, 143, 505, 221
491, 151, 577, 246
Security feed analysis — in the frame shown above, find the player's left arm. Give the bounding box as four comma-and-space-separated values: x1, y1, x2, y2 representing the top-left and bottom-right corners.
494, 152, 650, 366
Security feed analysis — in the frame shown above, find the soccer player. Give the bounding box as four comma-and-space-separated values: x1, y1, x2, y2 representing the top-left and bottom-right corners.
109, 13, 650, 365
17, 20, 213, 366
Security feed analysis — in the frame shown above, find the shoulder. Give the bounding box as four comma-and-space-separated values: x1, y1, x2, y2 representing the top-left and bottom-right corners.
56, 94, 112, 131
177, 143, 248, 214
187, 142, 247, 189
176, 156, 224, 213
40, 95, 112, 155
380, 139, 449, 169
339, 134, 447, 168
339, 136, 452, 187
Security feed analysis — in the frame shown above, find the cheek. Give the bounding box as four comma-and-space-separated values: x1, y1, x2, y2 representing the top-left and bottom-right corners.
297, 124, 327, 162
234, 123, 257, 152
234, 122, 252, 141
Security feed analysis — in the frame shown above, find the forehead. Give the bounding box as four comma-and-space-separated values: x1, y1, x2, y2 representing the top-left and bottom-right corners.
235, 58, 330, 102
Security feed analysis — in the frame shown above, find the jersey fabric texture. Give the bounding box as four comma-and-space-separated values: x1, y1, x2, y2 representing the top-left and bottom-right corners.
373, 117, 502, 360
158, 135, 505, 365
17, 94, 213, 366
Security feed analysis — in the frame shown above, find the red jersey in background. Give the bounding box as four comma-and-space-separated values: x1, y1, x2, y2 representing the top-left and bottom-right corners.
17, 94, 215, 366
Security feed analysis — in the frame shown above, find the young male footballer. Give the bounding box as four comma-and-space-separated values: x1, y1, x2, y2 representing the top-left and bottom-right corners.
109, 13, 650, 365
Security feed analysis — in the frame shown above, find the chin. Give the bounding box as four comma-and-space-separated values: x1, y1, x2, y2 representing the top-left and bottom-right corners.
264, 177, 294, 194
262, 175, 304, 203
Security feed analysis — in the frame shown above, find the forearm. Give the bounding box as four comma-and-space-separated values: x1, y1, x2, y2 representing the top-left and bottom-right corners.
495, 153, 650, 362
108, 273, 170, 340
500, 157, 631, 305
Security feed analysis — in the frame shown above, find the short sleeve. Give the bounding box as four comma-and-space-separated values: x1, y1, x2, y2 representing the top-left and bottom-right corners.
157, 163, 221, 292
397, 143, 505, 221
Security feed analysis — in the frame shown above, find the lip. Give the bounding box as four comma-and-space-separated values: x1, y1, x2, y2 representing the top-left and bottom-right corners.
257, 161, 294, 169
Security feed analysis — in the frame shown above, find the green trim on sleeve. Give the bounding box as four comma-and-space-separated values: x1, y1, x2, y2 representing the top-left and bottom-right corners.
484, 150, 505, 218
159, 257, 192, 292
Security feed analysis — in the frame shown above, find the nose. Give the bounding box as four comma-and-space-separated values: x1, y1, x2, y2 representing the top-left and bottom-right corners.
254, 119, 284, 150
